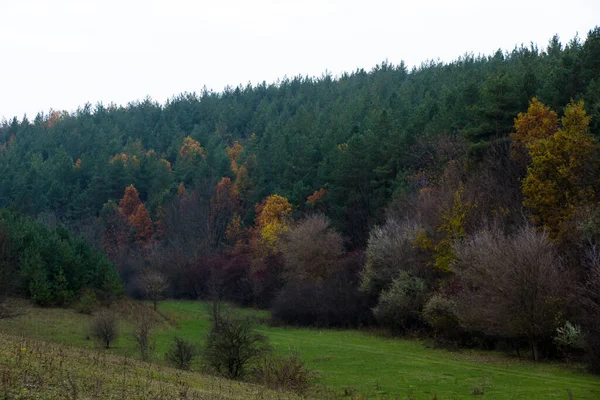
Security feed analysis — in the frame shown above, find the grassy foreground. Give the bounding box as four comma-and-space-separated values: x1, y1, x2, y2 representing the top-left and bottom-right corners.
1, 300, 599, 399
0, 332, 299, 399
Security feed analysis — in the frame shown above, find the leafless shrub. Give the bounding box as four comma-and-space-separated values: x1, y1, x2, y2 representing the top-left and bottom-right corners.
252, 353, 318, 394
132, 308, 155, 361
203, 304, 271, 379
91, 310, 119, 349
165, 337, 198, 370
454, 225, 569, 361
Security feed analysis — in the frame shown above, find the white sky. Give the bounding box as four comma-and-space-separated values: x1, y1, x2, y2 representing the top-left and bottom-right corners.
0, 0, 598, 121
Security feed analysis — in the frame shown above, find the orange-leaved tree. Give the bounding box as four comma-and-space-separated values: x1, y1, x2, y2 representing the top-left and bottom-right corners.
119, 185, 142, 218
130, 204, 154, 245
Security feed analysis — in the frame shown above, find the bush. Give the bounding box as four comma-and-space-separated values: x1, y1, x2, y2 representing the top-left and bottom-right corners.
166, 337, 198, 370
202, 304, 271, 379
373, 271, 427, 334
91, 310, 119, 349
132, 309, 155, 361
555, 322, 586, 350
252, 353, 318, 394
74, 288, 97, 314
423, 293, 460, 338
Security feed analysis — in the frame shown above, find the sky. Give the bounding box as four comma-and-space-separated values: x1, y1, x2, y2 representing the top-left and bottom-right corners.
0, 0, 598, 121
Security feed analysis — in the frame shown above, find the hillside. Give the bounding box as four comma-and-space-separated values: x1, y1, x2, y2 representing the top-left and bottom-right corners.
2, 27, 600, 387
1, 300, 599, 399
0, 331, 300, 400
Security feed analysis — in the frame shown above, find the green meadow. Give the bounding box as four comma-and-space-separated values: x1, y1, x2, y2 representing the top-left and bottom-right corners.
1, 300, 599, 399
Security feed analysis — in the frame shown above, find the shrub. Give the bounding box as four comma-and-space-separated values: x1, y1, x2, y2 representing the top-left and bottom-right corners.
372, 271, 427, 334
91, 310, 119, 349
422, 293, 460, 338
555, 322, 586, 350
252, 353, 318, 394
74, 288, 97, 314
132, 309, 155, 361
202, 304, 271, 379
166, 337, 198, 370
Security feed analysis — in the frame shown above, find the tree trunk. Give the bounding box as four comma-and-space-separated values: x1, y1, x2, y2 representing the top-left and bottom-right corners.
532, 340, 540, 362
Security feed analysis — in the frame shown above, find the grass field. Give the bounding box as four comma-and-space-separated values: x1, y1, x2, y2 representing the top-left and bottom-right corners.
0, 332, 300, 400
1, 299, 599, 399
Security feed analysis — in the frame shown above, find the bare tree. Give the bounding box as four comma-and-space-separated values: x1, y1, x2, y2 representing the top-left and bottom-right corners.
280, 214, 344, 282
454, 226, 569, 361
202, 302, 271, 379
91, 310, 119, 349
140, 270, 169, 311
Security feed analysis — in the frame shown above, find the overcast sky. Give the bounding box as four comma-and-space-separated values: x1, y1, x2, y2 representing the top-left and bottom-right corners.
1, 0, 598, 121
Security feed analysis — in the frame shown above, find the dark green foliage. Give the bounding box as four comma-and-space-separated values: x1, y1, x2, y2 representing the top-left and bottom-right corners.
0, 29, 597, 248
0, 210, 123, 306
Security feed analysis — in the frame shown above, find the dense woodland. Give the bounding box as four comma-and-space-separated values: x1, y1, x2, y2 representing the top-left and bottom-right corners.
1, 28, 600, 370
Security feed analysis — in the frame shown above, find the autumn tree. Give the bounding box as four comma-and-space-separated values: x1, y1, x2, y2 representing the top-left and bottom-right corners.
454, 226, 569, 361
130, 204, 154, 245
119, 185, 143, 218
520, 100, 598, 239
254, 194, 292, 249
100, 201, 129, 260
280, 214, 344, 282
179, 137, 205, 160
511, 97, 558, 162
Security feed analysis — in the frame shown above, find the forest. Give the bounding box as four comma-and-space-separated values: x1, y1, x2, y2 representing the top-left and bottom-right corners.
1, 27, 600, 372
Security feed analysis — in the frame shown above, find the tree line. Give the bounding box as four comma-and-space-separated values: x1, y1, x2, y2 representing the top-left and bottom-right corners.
1, 28, 600, 371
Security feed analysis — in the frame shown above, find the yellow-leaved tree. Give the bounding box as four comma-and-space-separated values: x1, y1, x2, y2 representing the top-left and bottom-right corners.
255, 194, 292, 249
519, 99, 598, 239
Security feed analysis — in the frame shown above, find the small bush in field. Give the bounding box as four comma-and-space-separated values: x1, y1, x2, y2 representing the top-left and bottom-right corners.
203, 304, 271, 379
252, 353, 318, 394
91, 309, 119, 349
166, 337, 198, 370
75, 288, 97, 314
133, 309, 155, 361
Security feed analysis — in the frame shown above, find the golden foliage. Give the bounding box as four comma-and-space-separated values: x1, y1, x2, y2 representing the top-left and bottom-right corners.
255, 194, 292, 248
521, 100, 597, 239
109, 153, 128, 165
226, 141, 244, 174
306, 188, 328, 206
179, 137, 205, 160
511, 97, 558, 161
